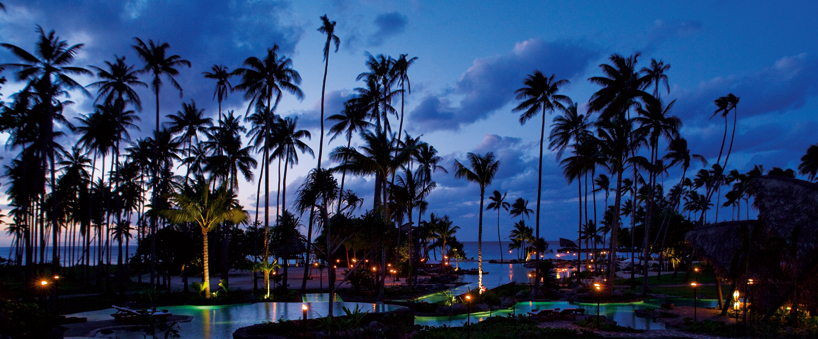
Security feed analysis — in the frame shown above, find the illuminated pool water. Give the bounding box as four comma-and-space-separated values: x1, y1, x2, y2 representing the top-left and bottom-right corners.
67, 301, 402, 339
415, 299, 719, 330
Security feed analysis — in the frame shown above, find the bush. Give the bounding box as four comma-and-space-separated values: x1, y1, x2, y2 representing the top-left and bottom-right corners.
491, 282, 528, 298
0, 298, 59, 338
345, 269, 374, 292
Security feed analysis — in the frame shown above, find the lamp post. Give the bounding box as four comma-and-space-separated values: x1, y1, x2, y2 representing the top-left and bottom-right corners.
733, 290, 740, 323
302, 303, 308, 339
53, 275, 60, 314
594, 283, 601, 326
39, 279, 48, 309
748, 279, 754, 323
465, 295, 472, 338
691, 282, 698, 322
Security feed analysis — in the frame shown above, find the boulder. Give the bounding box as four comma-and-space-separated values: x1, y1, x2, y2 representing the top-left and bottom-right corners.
474, 303, 490, 312
500, 297, 514, 308
490, 306, 500, 311
450, 303, 467, 313
435, 306, 452, 315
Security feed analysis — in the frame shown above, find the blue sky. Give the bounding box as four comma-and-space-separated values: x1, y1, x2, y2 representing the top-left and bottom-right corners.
1, 0, 817, 246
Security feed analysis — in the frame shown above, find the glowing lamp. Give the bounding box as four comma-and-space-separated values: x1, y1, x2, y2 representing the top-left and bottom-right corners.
302, 304, 308, 311
40, 280, 48, 286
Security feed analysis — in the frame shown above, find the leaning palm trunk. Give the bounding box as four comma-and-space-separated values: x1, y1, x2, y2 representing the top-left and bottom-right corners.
608, 169, 624, 293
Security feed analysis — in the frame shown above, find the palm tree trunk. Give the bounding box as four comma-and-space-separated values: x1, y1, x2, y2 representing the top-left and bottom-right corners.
630, 167, 638, 290
263, 144, 271, 297
478, 187, 485, 292
577, 176, 582, 283
318, 52, 329, 169
497, 209, 502, 263
203, 230, 211, 298
151, 86, 160, 288
534, 106, 546, 288
608, 169, 624, 294
253, 159, 264, 292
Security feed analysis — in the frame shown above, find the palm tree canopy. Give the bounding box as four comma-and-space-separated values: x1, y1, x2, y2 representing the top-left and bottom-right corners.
453, 152, 500, 190
509, 198, 532, 219
202, 64, 233, 103
233, 45, 303, 111
318, 14, 340, 60
87, 55, 147, 110
132, 37, 191, 96
486, 190, 510, 212
513, 71, 571, 124
161, 176, 247, 234
798, 144, 818, 182
588, 53, 651, 120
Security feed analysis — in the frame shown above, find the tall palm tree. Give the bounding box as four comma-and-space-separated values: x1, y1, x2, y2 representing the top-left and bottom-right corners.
161, 176, 247, 298
202, 64, 233, 123
132, 37, 190, 286
640, 59, 670, 99
393, 167, 435, 283
234, 46, 303, 290
327, 100, 373, 211
453, 152, 499, 292
513, 71, 570, 286
317, 14, 340, 169
634, 97, 680, 294
87, 55, 146, 110
486, 190, 510, 263
430, 214, 459, 263
392, 54, 418, 147
2, 27, 91, 284
165, 100, 213, 183
798, 144, 818, 182
272, 117, 313, 213
356, 54, 398, 133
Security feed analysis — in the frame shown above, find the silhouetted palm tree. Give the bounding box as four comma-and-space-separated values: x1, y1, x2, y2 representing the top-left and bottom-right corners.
513, 71, 570, 286
327, 100, 373, 210
486, 190, 510, 263
2, 27, 92, 282
392, 54, 418, 147
317, 14, 340, 169
165, 100, 212, 183
798, 144, 818, 182
640, 59, 670, 99
88, 55, 146, 110
453, 152, 499, 291
132, 37, 190, 286
203, 64, 233, 122
272, 117, 313, 213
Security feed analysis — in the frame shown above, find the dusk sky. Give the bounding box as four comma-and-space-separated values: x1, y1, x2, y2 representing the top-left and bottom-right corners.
1, 1, 818, 246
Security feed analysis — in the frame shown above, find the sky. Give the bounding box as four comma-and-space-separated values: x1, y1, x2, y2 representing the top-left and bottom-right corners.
1, 0, 818, 247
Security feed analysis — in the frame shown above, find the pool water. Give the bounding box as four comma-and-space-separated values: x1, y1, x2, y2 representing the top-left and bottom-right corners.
415, 299, 720, 329
67, 300, 402, 339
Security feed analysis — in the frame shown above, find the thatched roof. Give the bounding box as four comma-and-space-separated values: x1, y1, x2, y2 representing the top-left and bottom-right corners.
687, 176, 818, 274
686, 220, 760, 278
747, 175, 818, 273
560, 238, 578, 248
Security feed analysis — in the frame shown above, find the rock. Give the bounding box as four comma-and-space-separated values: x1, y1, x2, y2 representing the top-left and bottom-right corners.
514, 291, 527, 298
474, 303, 490, 312
367, 321, 388, 331
450, 303, 467, 313
490, 306, 500, 311
500, 297, 514, 308
435, 306, 452, 315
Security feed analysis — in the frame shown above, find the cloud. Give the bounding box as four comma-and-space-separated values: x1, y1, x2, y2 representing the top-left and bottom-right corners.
368, 12, 407, 47
675, 53, 818, 159
408, 39, 599, 132
0, 0, 305, 138
644, 19, 703, 53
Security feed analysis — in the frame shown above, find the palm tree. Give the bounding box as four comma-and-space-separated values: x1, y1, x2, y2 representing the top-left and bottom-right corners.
2, 27, 92, 284
453, 152, 499, 292
798, 144, 818, 182
430, 214, 459, 263
513, 71, 570, 286
706, 94, 739, 212
356, 54, 399, 133
640, 59, 670, 99
392, 54, 418, 147
317, 14, 340, 169
634, 97, 680, 294
486, 190, 510, 263
295, 168, 339, 315
161, 176, 247, 298
132, 37, 190, 286
272, 117, 313, 213
87, 55, 146, 110
202, 64, 233, 122
165, 100, 213, 183
393, 167, 435, 282
327, 100, 373, 210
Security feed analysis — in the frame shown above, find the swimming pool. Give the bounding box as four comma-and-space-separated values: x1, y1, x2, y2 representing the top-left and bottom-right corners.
67, 300, 403, 339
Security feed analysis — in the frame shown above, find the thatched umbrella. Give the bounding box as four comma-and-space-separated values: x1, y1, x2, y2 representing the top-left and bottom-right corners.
686, 176, 818, 320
